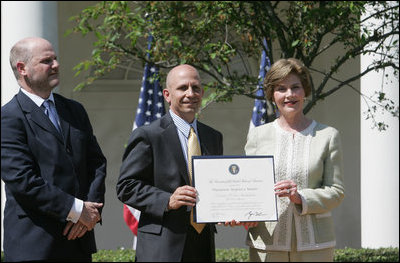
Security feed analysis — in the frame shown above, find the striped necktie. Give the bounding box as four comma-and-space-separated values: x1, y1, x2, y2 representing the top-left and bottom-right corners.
188, 126, 205, 234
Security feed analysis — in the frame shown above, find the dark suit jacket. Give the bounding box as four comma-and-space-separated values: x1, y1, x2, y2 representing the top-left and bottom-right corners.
1, 90, 106, 262
117, 112, 223, 262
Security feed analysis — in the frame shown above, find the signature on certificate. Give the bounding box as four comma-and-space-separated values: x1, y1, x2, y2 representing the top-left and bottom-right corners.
245, 210, 266, 219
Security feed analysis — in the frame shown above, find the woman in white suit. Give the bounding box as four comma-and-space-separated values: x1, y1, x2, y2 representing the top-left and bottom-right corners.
244, 58, 345, 262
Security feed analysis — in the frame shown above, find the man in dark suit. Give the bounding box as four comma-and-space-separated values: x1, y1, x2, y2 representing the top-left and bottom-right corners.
1, 37, 106, 262
117, 64, 223, 261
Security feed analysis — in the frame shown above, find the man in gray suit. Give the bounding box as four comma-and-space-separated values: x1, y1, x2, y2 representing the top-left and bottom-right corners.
1, 37, 106, 262
117, 64, 223, 261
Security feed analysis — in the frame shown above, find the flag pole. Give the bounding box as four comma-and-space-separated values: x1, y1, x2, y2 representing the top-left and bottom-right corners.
123, 28, 165, 250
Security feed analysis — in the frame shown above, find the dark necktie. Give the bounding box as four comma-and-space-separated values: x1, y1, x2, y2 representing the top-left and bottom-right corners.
42, 100, 61, 133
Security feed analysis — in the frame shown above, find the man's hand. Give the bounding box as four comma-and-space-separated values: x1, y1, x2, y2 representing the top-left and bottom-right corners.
168, 185, 197, 210
63, 221, 88, 240
79, 201, 103, 230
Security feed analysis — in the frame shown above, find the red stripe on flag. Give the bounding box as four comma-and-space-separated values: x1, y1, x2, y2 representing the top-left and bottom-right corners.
123, 204, 139, 236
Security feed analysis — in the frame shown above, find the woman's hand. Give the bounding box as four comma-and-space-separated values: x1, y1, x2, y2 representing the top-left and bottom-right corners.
218, 220, 258, 229
274, 180, 302, 204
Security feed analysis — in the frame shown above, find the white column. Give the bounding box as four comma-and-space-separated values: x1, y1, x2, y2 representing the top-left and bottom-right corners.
1, 1, 58, 251
360, 4, 399, 248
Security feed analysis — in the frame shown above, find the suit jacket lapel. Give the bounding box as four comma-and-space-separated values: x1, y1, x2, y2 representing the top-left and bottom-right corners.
160, 113, 191, 186
17, 91, 64, 143
197, 122, 211, 155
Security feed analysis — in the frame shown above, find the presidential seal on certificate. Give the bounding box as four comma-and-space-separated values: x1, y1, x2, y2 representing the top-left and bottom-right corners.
192, 155, 278, 223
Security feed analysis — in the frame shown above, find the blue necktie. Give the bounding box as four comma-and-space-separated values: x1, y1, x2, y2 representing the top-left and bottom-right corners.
43, 100, 61, 133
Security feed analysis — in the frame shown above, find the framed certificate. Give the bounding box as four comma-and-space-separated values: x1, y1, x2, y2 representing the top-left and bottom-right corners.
192, 155, 278, 223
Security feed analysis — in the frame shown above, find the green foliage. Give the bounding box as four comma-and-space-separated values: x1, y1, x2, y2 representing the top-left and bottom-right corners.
334, 247, 399, 262
92, 248, 136, 262
216, 248, 249, 262
363, 91, 400, 131
91, 248, 249, 262
90, 247, 399, 262
67, 1, 399, 130
2, 247, 399, 262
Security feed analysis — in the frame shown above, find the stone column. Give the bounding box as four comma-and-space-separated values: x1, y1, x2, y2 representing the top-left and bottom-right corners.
360, 3, 399, 248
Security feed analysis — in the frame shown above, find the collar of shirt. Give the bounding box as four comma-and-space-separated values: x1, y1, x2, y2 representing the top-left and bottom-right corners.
20, 88, 55, 108
169, 109, 200, 166
169, 109, 198, 138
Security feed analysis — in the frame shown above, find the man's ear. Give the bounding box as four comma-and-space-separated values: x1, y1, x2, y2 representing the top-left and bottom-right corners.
163, 88, 171, 104
16, 61, 27, 77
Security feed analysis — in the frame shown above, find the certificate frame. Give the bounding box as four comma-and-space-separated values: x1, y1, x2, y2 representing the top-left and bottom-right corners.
192, 155, 278, 223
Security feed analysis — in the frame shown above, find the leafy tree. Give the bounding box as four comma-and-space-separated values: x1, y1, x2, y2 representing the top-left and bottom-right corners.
67, 1, 399, 130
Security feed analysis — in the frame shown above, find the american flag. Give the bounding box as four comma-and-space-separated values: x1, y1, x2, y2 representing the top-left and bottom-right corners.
124, 33, 166, 249
244, 39, 271, 232
249, 38, 271, 130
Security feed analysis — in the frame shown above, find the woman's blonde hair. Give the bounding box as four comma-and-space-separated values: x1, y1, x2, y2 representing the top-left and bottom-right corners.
264, 58, 311, 102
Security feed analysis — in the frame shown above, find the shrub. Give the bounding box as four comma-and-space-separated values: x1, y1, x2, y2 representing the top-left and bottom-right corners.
333, 247, 399, 262
216, 248, 249, 262
2, 247, 399, 262
92, 248, 135, 262
91, 247, 399, 262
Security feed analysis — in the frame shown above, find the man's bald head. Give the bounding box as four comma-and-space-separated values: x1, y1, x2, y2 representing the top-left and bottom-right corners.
166, 64, 200, 90
9, 37, 53, 80
163, 64, 203, 123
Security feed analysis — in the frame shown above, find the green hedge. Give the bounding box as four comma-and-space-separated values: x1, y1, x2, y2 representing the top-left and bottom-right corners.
91, 247, 398, 262
333, 247, 399, 262
1, 247, 398, 262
